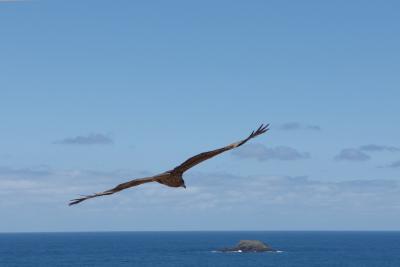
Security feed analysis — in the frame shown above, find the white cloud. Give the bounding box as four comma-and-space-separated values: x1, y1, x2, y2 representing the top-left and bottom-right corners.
1, 166, 399, 216
279, 122, 321, 131
334, 148, 370, 161
359, 144, 400, 152
232, 143, 310, 161
53, 133, 113, 145
382, 160, 400, 169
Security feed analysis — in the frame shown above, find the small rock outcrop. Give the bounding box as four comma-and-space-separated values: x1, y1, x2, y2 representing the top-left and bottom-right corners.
218, 240, 276, 253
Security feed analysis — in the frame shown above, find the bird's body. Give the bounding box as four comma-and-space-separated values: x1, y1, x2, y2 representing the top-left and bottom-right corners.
69, 124, 269, 205
156, 171, 185, 188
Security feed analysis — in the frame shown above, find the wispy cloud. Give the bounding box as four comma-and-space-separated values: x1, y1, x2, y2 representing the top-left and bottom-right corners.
54, 133, 113, 145
279, 122, 321, 131
0, 166, 150, 207
381, 160, 400, 169
334, 148, 370, 161
232, 143, 310, 161
359, 144, 400, 152
335, 144, 400, 162
0, 0, 29, 2
1, 165, 399, 218
0, 166, 52, 177
129, 172, 400, 211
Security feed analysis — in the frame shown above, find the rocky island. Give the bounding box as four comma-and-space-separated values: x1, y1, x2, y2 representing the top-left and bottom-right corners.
218, 240, 276, 253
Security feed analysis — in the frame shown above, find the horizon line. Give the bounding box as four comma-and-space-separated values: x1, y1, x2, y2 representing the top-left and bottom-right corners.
1, 230, 400, 234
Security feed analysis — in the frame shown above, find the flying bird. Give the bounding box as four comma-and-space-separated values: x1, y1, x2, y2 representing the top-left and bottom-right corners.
69, 124, 269, 205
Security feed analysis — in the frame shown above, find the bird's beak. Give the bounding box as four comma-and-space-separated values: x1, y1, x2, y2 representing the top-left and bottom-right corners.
182, 184, 186, 189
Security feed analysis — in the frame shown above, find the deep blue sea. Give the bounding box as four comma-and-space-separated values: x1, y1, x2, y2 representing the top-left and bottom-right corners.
0, 231, 399, 267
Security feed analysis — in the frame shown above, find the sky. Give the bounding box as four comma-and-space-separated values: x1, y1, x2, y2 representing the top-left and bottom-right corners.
0, 0, 399, 232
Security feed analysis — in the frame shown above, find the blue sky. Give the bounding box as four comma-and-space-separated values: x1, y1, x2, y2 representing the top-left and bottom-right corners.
0, 0, 399, 232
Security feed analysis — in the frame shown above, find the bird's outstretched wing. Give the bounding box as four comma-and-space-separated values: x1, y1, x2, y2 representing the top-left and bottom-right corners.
172, 124, 269, 174
69, 175, 163, 206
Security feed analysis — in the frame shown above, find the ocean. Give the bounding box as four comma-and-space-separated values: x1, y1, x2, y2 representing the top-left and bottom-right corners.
0, 231, 399, 266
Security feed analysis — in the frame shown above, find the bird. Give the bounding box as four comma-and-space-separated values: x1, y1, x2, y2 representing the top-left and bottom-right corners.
69, 124, 269, 206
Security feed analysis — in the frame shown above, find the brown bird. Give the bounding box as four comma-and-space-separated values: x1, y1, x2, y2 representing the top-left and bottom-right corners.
69, 124, 269, 206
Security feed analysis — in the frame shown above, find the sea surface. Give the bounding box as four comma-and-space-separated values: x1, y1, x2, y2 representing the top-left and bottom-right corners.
0, 231, 399, 267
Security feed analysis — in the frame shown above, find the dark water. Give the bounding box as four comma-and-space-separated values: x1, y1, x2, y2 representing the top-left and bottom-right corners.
0, 231, 399, 267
